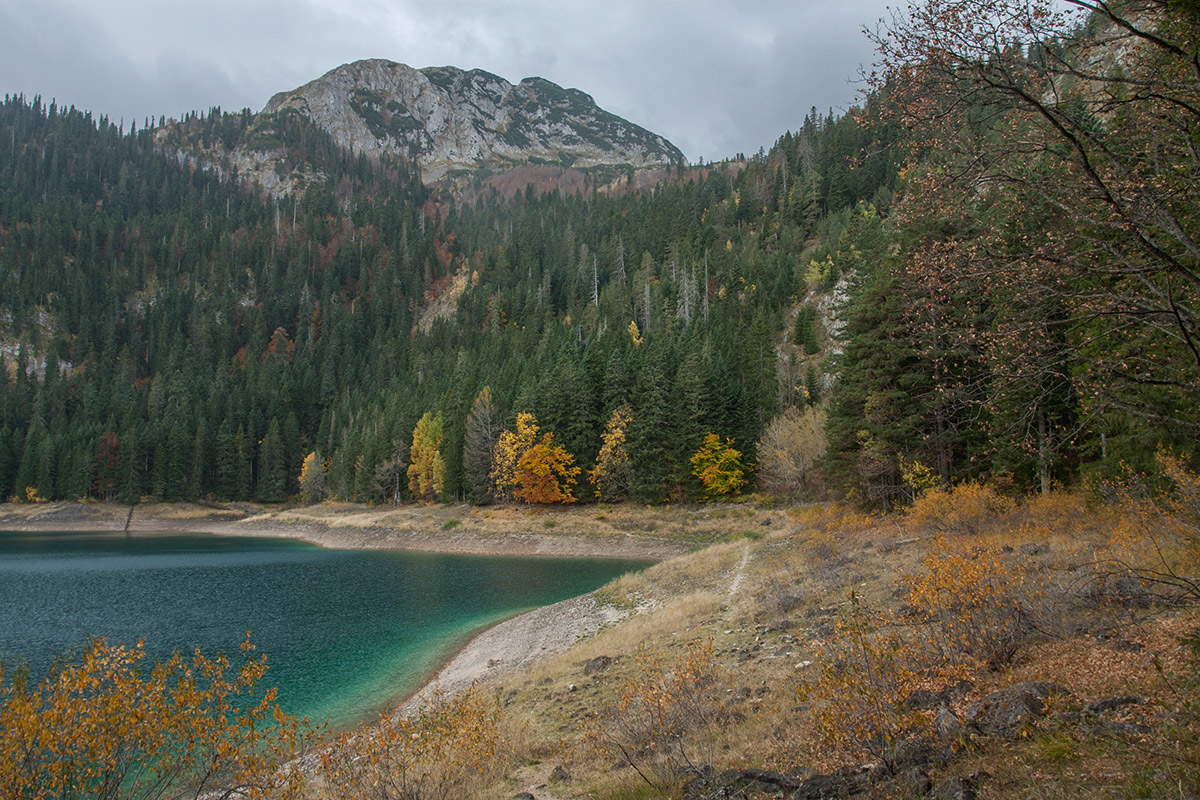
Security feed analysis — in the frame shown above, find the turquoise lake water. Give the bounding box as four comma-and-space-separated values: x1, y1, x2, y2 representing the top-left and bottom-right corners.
0, 531, 645, 728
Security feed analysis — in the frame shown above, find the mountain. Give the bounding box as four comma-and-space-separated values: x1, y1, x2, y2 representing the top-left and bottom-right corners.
262, 59, 685, 180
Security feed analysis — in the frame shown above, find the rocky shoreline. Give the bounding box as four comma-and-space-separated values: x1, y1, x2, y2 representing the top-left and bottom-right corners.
0, 501, 694, 561
397, 592, 632, 716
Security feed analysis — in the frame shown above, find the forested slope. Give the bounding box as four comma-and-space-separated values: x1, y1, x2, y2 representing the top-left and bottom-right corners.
2, 0, 1195, 510
0, 94, 891, 505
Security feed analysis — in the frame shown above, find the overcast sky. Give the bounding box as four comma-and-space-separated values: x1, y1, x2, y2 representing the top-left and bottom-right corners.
0, 0, 896, 163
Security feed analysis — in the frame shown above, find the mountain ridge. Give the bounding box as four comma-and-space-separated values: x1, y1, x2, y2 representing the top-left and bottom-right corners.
262, 58, 685, 180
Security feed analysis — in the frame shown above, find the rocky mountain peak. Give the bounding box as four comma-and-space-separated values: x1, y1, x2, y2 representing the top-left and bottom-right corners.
263, 59, 684, 180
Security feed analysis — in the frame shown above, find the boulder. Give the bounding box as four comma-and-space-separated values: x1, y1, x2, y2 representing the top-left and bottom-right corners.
682, 767, 803, 800
964, 682, 1069, 739
790, 764, 881, 799
888, 737, 948, 771
1084, 695, 1143, 715
935, 706, 966, 741
898, 766, 933, 796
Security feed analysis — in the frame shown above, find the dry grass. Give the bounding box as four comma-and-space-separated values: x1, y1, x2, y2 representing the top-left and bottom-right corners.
463, 483, 1200, 799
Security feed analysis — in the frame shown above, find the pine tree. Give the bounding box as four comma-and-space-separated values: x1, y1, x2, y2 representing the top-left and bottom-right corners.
463, 387, 502, 504
257, 418, 287, 502
627, 344, 673, 502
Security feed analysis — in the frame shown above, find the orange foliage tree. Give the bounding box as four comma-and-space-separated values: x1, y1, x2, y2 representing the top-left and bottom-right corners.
490, 412, 540, 502
0, 636, 310, 800
513, 432, 580, 504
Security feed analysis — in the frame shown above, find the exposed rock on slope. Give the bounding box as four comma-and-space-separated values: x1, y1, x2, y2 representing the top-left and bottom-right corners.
263, 59, 684, 180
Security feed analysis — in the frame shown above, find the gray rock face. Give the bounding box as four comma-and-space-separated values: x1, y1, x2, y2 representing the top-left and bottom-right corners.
263, 59, 684, 180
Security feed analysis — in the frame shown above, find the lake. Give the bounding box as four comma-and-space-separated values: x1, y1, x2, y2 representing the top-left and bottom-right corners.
0, 531, 645, 727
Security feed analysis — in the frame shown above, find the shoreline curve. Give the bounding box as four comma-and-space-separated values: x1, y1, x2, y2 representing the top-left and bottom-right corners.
0, 500, 674, 724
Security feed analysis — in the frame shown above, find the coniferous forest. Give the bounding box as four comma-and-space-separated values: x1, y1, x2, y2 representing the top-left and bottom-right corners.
0, 0, 1197, 511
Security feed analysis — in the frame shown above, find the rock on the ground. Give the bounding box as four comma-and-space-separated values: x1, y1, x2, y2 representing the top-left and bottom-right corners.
583, 655, 614, 676
888, 737, 948, 771
935, 705, 966, 741
1084, 695, 1143, 715
964, 681, 1070, 739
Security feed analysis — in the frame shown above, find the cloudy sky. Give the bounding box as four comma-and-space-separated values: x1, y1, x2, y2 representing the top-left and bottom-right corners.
0, 0, 896, 163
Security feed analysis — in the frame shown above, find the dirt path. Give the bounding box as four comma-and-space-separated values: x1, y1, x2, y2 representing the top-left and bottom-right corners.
728, 541, 753, 596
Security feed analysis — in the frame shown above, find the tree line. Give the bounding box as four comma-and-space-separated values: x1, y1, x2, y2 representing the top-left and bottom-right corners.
0, 92, 885, 505
4, 0, 1192, 511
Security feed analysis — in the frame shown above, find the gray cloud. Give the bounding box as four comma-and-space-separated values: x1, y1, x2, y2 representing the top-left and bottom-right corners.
0, 0, 891, 160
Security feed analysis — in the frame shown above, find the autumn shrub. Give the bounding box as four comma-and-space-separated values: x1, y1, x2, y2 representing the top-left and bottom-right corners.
905, 480, 1017, 535
1014, 489, 1099, 543
901, 535, 1041, 670
1102, 452, 1200, 604
788, 503, 875, 535
318, 686, 503, 800
0, 636, 309, 800
757, 406, 827, 499
802, 537, 1049, 762
799, 595, 927, 763
583, 638, 721, 790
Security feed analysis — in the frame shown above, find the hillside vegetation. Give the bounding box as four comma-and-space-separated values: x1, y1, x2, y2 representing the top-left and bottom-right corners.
1, 0, 1199, 797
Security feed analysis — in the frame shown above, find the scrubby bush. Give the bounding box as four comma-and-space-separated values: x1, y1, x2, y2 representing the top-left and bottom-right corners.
318, 686, 504, 800
0, 637, 309, 800
1105, 452, 1200, 604
584, 638, 721, 790
905, 480, 1017, 535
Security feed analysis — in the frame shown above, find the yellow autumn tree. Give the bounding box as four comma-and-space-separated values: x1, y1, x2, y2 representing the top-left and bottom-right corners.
590, 404, 633, 501
690, 433, 746, 500
407, 412, 445, 502
627, 320, 644, 347
490, 412, 540, 502
513, 432, 581, 504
